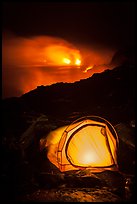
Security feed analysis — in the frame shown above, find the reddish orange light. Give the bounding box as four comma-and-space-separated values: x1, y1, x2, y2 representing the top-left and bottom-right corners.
75, 59, 81, 65
63, 58, 71, 64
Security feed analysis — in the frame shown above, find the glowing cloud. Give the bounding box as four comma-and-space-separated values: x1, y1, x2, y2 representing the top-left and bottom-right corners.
2, 32, 115, 98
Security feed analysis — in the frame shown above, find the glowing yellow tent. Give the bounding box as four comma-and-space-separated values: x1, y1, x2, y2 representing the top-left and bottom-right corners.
41, 116, 119, 172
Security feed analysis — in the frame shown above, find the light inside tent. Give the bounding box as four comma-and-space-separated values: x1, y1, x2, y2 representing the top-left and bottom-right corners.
42, 117, 118, 172
67, 126, 113, 167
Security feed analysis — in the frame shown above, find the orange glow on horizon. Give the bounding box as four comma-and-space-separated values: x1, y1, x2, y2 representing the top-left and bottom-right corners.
43, 44, 81, 66
2, 32, 115, 98
75, 59, 81, 65
83, 65, 93, 73
63, 58, 71, 64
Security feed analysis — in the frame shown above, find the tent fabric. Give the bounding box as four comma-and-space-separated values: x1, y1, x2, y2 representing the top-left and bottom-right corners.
41, 116, 119, 172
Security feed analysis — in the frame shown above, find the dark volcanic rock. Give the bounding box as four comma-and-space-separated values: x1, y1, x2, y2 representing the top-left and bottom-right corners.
2, 62, 135, 202
2, 63, 135, 127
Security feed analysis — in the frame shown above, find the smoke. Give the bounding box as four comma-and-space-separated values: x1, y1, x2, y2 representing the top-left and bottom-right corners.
2, 32, 115, 98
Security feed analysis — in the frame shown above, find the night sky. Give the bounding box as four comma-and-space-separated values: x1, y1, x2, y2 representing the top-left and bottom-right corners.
2, 2, 135, 98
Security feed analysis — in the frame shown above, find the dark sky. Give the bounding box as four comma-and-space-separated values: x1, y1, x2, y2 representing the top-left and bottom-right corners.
3, 1, 135, 48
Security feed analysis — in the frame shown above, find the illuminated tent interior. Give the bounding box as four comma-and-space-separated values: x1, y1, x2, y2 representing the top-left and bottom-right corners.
40, 116, 119, 172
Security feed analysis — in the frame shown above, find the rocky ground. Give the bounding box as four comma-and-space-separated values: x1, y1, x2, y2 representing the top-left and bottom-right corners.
2, 62, 135, 202
1, 113, 135, 202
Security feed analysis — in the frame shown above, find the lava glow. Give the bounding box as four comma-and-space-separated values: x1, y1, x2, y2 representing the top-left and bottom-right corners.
2, 32, 115, 98
83, 66, 93, 73
43, 44, 81, 66
63, 58, 71, 64
75, 59, 81, 65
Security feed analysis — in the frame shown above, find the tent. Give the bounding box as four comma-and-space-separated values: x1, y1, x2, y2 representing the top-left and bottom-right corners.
40, 116, 119, 172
